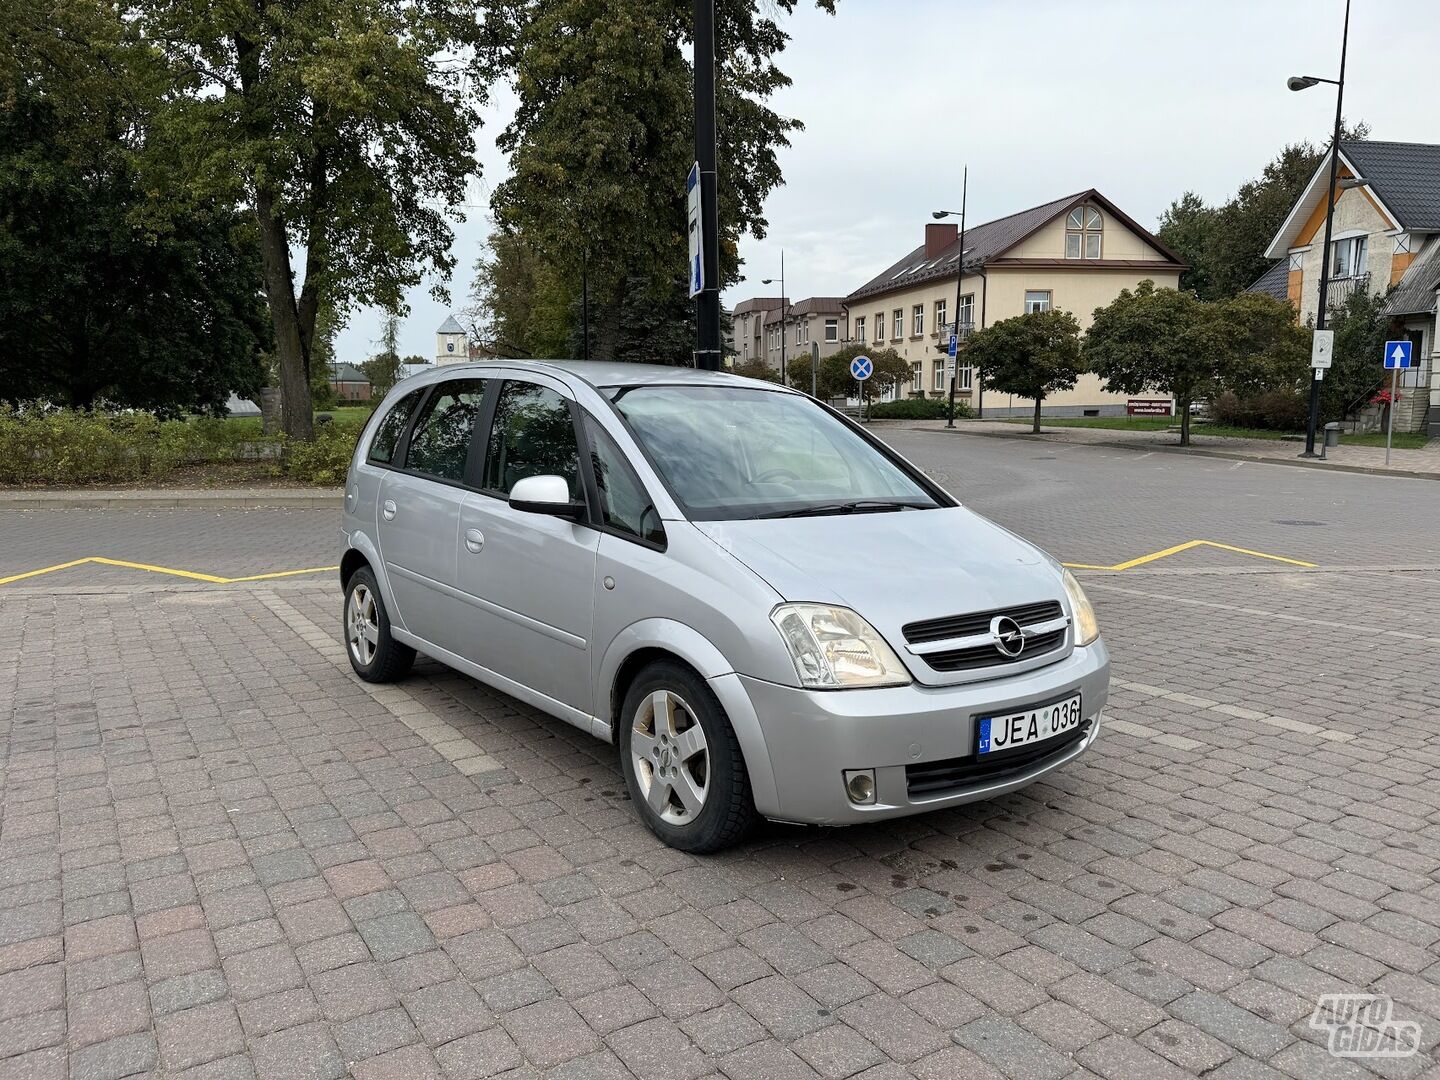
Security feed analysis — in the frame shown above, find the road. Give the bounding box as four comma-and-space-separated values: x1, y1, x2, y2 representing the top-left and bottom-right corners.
1, 432, 1437, 1078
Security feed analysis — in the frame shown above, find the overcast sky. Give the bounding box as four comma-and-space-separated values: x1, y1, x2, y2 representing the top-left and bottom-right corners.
335, 0, 1440, 363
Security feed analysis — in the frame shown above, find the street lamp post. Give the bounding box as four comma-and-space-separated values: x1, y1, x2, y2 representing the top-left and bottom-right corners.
692, 0, 722, 370
1289, 0, 1351, 457
761, 252, 789, 386
933, 166, 969, 429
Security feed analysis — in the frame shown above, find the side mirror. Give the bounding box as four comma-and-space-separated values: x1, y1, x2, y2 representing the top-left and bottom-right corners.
508, 474, 586, 520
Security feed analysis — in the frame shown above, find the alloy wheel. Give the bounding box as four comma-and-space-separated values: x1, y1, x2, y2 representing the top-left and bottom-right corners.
347, 583, 380, 666
631, 689, 709, 825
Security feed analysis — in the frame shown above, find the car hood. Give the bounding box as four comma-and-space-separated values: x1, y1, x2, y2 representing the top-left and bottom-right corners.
694, 506, 1066, 683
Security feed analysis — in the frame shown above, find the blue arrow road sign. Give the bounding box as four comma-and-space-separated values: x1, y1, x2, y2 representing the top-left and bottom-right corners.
948, 333, 958, 358
850, 355, 873, 381
1384, 340, 1413, 369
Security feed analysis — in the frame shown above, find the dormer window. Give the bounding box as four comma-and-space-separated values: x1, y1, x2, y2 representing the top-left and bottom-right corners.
1065, 206, 1103, 259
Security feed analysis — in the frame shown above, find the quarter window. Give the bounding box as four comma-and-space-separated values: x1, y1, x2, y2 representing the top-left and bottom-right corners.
583, 416, 664, 545
403, 380, 485, 480
483, 381, 581, 498
367, 388, 424, 465
1065, 205, 1103, 259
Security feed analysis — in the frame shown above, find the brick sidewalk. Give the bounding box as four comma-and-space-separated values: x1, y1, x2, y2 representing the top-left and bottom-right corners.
2, 568, 1438, 1078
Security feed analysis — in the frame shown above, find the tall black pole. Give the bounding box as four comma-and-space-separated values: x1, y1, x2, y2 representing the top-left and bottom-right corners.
1303, 0, 1349, 457
946, 167, 968, 429
692, 0, 722, 370
581, 247, 590, 362
779, 251, 786, 385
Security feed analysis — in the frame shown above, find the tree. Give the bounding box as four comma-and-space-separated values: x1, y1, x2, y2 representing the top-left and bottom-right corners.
1156, 192, 1219, 298
478, 0, 836, 360
0, 12, 269, 414
1085, 282, 1233, 446
1218, 292, 1310, 398
137, 0, 492, 440
967, 311, 1085, 434
730, 359, 782, 383
788, 344, 907, 403
1320, 286, 1390, 423
361, 311, 405, 396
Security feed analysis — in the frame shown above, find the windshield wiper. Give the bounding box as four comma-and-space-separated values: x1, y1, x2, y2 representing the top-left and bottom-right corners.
760, 500, 932, 519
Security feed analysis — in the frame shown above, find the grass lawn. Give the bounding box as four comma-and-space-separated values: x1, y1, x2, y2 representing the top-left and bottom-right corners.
1342, 431, 1433, 450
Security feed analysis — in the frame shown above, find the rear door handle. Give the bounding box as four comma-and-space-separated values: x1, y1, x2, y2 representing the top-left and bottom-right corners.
464, 528, 485, 553
382, 500, 397, 521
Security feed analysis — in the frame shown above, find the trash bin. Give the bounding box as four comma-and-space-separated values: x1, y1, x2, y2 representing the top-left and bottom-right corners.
1324, 422, 1341, 449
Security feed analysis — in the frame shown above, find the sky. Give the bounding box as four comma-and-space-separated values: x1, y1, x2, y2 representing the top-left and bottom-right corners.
334, 0, 1440, 364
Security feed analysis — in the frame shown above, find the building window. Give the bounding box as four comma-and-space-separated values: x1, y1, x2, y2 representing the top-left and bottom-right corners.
1330, 235, 1367, 278
958, 293, 974, 331
912, 305, 924, 336
1065, 205, 1103, 259
874, 313, 884, 342
824, 319, 838, 343
935, 298, 947, 332
933, 362, 946, 392
958, 364, 973, 392
796, 322, 804, 346
892, 309, 903, 339
1024, 290, 1052, 314
911, 362, 922, 394
854, 316, 865, 342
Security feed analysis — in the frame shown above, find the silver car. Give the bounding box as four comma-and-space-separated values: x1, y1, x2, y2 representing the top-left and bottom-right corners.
341, 361, 1109, 853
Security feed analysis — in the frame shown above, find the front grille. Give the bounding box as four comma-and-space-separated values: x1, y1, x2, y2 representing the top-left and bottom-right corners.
902, 600, 1066, 672
906, 719, 1091, 798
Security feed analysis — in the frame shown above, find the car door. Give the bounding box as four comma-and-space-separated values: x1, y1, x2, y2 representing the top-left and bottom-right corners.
374, 377, 487, 651
455, 376, 600, 716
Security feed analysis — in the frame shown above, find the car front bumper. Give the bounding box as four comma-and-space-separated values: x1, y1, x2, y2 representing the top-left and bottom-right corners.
716, 639, 1110, 825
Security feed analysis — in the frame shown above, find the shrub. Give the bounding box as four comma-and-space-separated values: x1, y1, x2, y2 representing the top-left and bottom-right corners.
867, 398, 971, 420
1209, 390, 1307, 432
281, 420, 365, 486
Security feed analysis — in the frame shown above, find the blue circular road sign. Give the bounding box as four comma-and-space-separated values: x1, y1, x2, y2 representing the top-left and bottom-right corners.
850, 355, 873, 381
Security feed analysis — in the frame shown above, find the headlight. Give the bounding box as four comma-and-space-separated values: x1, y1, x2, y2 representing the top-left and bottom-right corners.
1062, 569, 1100, 646
770, 604, 911, 689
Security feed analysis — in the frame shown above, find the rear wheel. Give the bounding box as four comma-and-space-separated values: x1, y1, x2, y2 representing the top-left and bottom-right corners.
344, 567, 415, 683
619, 662, 756, 853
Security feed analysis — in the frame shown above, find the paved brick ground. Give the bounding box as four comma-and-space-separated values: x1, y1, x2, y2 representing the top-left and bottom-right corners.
2, 440, 1439, 1078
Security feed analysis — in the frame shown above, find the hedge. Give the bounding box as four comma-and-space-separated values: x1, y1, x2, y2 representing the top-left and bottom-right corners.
867, 397, 972, 420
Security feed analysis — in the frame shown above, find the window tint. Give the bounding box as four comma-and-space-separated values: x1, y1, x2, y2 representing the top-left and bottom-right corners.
405, 379, 486, 481
584, 416, 664, 545
367, 389, 424, 464
483, 381, 581, 497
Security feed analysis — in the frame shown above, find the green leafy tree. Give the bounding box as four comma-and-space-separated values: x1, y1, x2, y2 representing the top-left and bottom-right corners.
968, 310, 1085, 434
1085, 281, 1234, 446
479, 0, 836, 359
1217, 292, 1310, 398
468, 230, 574, 358
1156, 192, 1220, 298
730, 358, 782, 383
0, 13, 268, 414
788, 344, 906, 404
361, 310, 405, 396
136, 0, 492, 440
1320, 286, 1390, 422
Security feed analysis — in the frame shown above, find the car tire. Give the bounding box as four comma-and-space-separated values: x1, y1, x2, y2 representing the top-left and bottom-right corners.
619, 661, 757, 854
343, 566, 415, 683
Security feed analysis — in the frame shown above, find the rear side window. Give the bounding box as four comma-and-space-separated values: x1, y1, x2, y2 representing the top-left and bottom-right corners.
483, 381, 581, 497
584, 416, 664, 545
367, 388, 423, 464
405, 379, 487, 481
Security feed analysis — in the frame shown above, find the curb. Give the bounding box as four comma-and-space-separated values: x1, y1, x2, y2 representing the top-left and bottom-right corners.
0, 490, 343, 510
920, 426, 1440, 482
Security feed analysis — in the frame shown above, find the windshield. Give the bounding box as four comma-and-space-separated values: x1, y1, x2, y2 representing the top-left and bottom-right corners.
606, 385, 942, 520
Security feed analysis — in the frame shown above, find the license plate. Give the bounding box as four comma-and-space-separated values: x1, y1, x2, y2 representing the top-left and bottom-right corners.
978, 693, 1082, 755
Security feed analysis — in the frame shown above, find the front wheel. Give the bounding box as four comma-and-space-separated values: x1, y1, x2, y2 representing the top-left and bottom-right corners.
619, 662, 757, 853
344, 567, 415, 683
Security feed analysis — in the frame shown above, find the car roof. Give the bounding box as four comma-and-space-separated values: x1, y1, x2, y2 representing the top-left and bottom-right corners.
419, 359, 793, 392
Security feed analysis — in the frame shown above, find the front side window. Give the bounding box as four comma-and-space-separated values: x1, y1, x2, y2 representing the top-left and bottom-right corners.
404, 380, 486, 481
367, 388, 424, 465
912, 305, 924, 335
609, 385, 940, 521
1065, 205, 1103, 259
1025, 290, 1052, 314
892, 309, 903, 339
583, 416, 664, 545
483, 381, 581, 498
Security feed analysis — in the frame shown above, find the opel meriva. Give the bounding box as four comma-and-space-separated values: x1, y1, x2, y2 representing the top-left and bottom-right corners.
341, 361, 1109, 852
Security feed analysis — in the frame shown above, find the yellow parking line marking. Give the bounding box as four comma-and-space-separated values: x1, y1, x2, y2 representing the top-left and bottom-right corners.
0, 557, 338, 588
1063, 539, 1316, 572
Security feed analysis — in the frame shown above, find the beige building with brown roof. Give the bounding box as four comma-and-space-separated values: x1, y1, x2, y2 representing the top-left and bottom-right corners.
844, 189, 1185, 414
731, 296, 847, 374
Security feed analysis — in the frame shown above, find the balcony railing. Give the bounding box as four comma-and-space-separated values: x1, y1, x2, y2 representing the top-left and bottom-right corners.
937, 320, 977, 342
1323, 273, 1370, 311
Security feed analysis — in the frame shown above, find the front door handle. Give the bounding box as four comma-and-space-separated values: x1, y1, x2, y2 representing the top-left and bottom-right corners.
381, 500, 397, 521
464, 528, 485, 553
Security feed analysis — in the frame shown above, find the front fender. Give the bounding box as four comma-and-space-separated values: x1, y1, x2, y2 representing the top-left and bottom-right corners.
598, 619, 780, 818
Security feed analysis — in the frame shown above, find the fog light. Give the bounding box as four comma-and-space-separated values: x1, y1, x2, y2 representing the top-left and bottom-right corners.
844, 769, 876, 805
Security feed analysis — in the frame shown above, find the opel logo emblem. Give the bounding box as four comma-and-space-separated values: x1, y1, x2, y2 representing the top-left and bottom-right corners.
990, 616, 1026, 658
